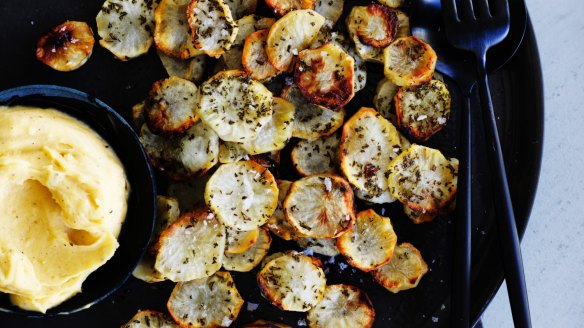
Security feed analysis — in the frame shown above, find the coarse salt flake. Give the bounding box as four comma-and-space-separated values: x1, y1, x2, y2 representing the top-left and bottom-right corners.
292, 49, 298, 55
324, 177, 332, 191
246, 302, 259, 311
221, 317, 233, 326
437, 117, 447, 124
302, 248, 314, 256
417, 115, 428, 121
432, 317, 439, 323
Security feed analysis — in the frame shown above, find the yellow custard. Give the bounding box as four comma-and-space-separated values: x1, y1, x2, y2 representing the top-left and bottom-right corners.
0, 106, 129, 313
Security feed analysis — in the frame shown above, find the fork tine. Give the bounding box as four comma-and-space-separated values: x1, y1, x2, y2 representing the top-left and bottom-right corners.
441, 0, 460, 22
458, 0, 476, 20
492, 0, 510, 18
475, 0, 492, 18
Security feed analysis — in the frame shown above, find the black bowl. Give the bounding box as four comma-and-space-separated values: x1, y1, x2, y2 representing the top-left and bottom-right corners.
0, 85, 157, 316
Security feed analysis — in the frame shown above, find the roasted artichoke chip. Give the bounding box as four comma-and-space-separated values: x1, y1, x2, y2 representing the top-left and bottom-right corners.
154, 208, 226, 282
205, 160, 278, 231
377, 0, 405, 8
395, 9, 410, 38
187, 0, 238, 58
218, 142, 280, 165
346, 6, 388, 62
355, 4, 398, 48
371, 242, 428, 293
313, 31, 367, 92
294, 42, 355, 111
354, 188, 394, 205
394, 79, 451, 141
133, 255, 166, 284
122, 310, 180, 328
223, 0, 258, 19
223, 228, 272, 272
383, 36, 437, 86
220, 46, 245, 70
219, 141, 251, 163
281, 86, 344, 140
373, 78, 399, 124
235, 15, 276, 46
257, 252, 326, 312
405, 198, 456, 224
291, 133, 339, 176
339, 107, 405, 204
133, 196, 181, 283
306, 284, 375, 328
154, 0, 202, 59
132, 100, 147, 129
337, 209, 397, 271
265, 0, 316, 16
315, 0, 344, 27
284, 174, 354, 238
167, 271, 244, 327
197, 70, 273, 142
354, 62, 367, 92
266, 9, 325, 71
242, 29, 280, 81
387, 144, 458, 213
144, 76, 199, 136
403, 203, 438, 224
297, 237, 339, 257
139, 122, 219, 180
265, 180, 305, 241
158, 51, 207, 82
36, 21, 94, 71
259, 251, 287, 269
219, 15, 276, 70
96, 0, 157, 61
225, 226, 260, 254
240, 97, 295, 155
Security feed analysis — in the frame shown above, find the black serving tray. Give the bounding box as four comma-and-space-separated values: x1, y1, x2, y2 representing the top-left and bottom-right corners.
0, 1, 543, 327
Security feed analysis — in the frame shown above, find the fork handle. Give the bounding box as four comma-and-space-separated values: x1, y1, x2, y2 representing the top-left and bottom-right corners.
476, 62, 532, 328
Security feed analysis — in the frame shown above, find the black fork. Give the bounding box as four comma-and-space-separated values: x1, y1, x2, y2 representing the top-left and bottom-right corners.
440, 0, 532, 327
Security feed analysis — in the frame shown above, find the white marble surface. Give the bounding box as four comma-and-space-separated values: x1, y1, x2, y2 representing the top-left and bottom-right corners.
482, 0, 584, 326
